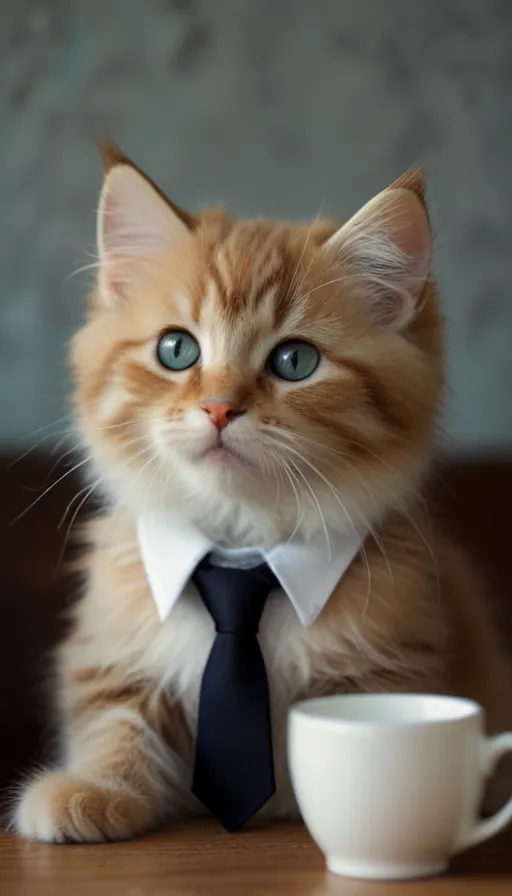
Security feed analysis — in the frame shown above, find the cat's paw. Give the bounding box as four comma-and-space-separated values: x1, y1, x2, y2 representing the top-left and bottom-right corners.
14, 771, 156, 843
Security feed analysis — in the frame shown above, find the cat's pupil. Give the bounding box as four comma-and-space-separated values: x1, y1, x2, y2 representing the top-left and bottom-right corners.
174, 337, 182, 358
290, 350, 298, 370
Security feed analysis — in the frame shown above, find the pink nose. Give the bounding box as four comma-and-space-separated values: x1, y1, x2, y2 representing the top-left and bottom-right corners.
201, 400, 245, 431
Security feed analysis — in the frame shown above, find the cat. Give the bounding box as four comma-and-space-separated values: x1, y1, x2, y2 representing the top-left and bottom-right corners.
13, 144, 512, 842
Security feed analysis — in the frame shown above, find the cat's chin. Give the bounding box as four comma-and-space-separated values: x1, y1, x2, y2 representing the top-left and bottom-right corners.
177, 448, 284, 517
195, 444, 257, 471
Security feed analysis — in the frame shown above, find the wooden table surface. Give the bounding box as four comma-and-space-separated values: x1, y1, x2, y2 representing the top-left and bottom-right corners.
1, 821, 512, 896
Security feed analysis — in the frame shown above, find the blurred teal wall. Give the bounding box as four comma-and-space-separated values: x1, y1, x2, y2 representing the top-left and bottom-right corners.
1, 0, 511, 451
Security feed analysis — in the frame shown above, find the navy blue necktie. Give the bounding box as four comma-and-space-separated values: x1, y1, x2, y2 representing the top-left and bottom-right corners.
191, 558, 278, 832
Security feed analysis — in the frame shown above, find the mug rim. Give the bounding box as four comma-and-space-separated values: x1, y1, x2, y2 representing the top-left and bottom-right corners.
289, 693, 482, 731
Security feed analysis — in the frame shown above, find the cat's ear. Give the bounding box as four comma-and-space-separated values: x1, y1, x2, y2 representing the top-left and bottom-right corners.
324, 168, 431, 330
97, 143, 195, 307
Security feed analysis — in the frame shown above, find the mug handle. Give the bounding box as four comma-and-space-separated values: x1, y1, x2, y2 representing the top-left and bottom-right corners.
455, 733, 512, 852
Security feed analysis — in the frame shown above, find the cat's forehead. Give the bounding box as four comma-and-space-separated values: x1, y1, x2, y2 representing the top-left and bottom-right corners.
207, 222, 294, 311
166, 218, 338, 366
193, 220, 322, 328
169, 222, 296, 365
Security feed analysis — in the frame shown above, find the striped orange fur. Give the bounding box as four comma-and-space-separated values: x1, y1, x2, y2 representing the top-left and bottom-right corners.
13, 149, 512, 842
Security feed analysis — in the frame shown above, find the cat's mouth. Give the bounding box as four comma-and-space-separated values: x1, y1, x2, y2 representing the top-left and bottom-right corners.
197, 434, 256, 470
203, 445, 243, 464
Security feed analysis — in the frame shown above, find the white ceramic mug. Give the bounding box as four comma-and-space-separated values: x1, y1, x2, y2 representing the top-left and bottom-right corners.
288, 693, 512, 881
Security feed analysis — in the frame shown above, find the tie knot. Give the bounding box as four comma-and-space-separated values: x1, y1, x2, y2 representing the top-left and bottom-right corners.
193, 560, 279, 634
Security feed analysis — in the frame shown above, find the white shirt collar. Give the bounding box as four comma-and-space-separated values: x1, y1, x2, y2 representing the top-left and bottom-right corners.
136, 510, 365, 628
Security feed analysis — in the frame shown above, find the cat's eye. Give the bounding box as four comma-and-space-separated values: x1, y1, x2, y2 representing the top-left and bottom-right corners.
268, 340, 320, 382
156, 330, 201, 371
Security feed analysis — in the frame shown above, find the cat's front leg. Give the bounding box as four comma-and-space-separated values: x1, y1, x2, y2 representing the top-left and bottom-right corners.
14, 670, 197, 842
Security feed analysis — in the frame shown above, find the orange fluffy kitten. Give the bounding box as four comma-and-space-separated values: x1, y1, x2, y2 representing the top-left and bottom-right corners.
14, 146, 511, 842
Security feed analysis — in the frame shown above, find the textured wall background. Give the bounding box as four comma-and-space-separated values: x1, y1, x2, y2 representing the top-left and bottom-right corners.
1, 0, 511, 451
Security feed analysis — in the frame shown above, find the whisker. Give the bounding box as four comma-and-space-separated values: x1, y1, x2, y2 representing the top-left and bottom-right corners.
280, 433, 424, 591
286, 457, 331, 563
268, 454, 283, 511
56, 478, 102, 572
264, 435, 378, 607
295, 274, 354, 305
10, 456, 93, 526
64, 260, 100, 283
94, 415, 170, 433
268, 431, 395, 590
58, 440, 156, 555
289, 203, 324, 295
127, 447, 160, 500
6, 426, 75, 468
58, 479, 97, 529
268, 422, 429, 531
43, 440, 88, 486
395, 505, 440, 606
293, 448, 374, 621
279, 458, 304, 545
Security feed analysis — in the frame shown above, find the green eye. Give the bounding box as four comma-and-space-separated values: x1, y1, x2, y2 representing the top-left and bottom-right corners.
156, 330, 201, 371
268, 340, 320, 382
